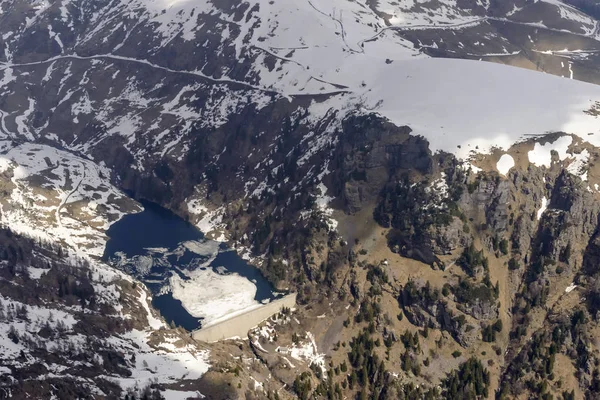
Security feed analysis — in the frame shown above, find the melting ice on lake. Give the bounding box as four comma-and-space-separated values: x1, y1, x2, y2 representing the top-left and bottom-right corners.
103, 201, 277, 330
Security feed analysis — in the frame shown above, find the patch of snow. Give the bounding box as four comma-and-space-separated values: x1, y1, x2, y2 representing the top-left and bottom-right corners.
528, 136, 573, 168
566, 149, 589, 181
315, 182, 337, 231
426, 172, 449, 208
496, 154, 514, 176
160, 390, 205, 400
251, 377, 264, 391
28, 266, 50, 279
568, 62, 574, 79
565, 283, 577, 293
181, 240, 220, 258
278, 332, 326, 375
138, 287, 164, 330
464, 163, 482, 174
252, 338, 269, 353
537, 196, 548, 220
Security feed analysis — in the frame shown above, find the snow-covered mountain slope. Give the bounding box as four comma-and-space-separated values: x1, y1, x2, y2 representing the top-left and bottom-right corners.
0, 0, 597, 260
0, 142, 140, 256
0, 142, 219, 399
0, 229, 210, 398
0, 0, 597, 161
342, 57, 600, 158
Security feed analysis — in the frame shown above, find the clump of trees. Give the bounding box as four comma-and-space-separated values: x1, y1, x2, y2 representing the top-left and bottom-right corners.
400, 280, 440, 309
123, 384, 165, 400
500, 306, 596, 398
443, 357, 490, 399
293, 372, 312, 400
452, 278, 498, 308
347, 328, 387, 397
481, 319, 503, 342
373, 172, 464, 264
457, 243, 488, 277
354, 299, 382, 324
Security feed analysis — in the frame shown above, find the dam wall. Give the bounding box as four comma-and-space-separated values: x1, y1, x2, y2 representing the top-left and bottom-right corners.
192, 293, 297, 342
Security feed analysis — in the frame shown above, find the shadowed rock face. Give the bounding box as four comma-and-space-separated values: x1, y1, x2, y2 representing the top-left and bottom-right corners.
333, 115, 431, 213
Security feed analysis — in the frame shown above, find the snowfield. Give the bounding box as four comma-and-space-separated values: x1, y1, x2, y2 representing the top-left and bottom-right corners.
350, 57, 600, 159
106, 329, 210, 391
136, 0, 600, 161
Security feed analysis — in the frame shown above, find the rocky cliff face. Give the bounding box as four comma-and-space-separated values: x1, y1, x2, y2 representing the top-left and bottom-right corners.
322, 130, 600, 399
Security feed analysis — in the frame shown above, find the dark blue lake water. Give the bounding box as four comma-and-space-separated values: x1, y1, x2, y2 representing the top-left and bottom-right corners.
103, 200, 275, 331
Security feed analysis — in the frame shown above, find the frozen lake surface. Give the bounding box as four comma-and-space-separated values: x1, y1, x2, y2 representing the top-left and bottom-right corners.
103, 200, 276, 330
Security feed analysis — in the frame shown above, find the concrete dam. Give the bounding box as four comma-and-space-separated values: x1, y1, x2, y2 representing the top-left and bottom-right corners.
192, 293, 297, 342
